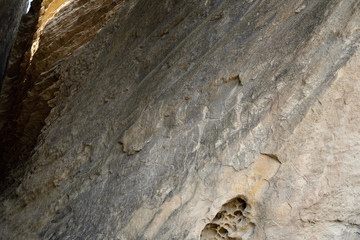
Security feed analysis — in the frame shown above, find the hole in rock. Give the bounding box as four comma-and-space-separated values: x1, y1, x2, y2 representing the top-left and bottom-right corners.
214, 211, 225, 220
219, 227, 228, 235
200, 197, 255, 240
234, 211, 242, 217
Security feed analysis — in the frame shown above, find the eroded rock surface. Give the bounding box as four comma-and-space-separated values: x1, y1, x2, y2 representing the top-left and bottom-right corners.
201, 197, 254, 240
0, 0, 27, 85
0, 0, 124, 191
0, 0, 359, 239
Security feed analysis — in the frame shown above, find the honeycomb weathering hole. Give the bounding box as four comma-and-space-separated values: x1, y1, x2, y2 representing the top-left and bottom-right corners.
200, 197, 255, 240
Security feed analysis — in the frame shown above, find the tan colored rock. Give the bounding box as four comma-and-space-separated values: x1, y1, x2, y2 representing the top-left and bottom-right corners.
0, 0, 359, 239
263, 49, 360, 240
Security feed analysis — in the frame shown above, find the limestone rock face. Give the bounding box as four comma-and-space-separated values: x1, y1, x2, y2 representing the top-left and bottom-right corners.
0, 0, 359, 239
0, 0, 123, 191
0, 0, 27, 85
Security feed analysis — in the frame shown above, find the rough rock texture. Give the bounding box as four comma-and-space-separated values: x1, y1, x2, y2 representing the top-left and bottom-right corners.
0, 0, 359, 239
0, 0, 123, 191
0, 0, 27, 86
0, 0, 43, 190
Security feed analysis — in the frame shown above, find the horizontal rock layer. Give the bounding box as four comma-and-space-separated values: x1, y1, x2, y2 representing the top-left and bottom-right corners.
0, 0, 359, 239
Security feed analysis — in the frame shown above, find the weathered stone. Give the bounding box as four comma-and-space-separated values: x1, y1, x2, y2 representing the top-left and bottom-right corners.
0, 0, 359, 239
0, 0, 27, 85
0, 0, 123, 192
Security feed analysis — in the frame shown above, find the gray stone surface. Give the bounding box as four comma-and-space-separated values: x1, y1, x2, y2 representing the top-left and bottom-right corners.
0, 0, 359, 239
0, 0, 27, 85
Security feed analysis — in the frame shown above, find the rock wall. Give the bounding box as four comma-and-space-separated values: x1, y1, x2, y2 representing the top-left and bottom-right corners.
0, 0, 124, 192
0, 0, 27, 86
0, 0, 359, 239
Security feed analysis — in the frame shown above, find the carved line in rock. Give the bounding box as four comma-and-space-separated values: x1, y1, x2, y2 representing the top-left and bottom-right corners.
201, 196, 255, 240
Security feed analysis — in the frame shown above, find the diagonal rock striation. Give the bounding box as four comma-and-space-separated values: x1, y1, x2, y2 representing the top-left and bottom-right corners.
0, 0, 359, 239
